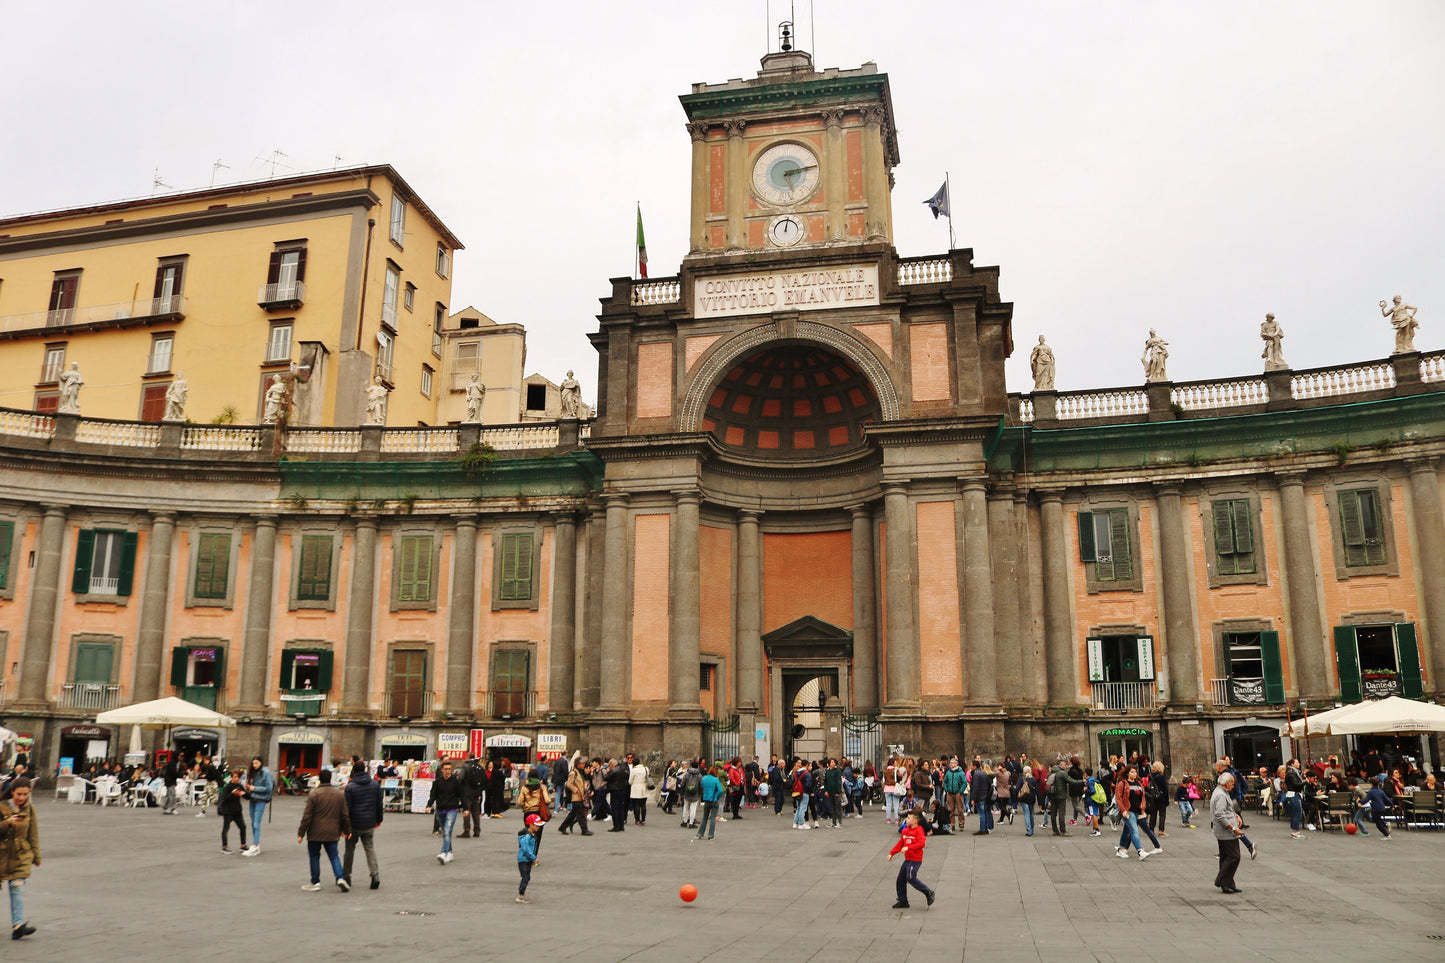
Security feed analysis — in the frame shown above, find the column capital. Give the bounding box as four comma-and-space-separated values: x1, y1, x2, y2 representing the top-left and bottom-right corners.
150, 511, 177, 526
453, 513, 479, 531
1275, 469, 1309, 487
1405, 457, 1439, 476
821, 108, 846, 129
848, 502, 874, 520
738, 508, 763, 523
252, 514, 279, 530
674, 489, 702, 508
723, 119, 747, 138
353, 515, 379, 531
39, 503, 68, 519
1035, 487, 1066, 505
881, 481, 910, 498
1152, 480, 1185, 499
959, 475, 990, 495
686, 122, 710, 142
603, 491, 630, 508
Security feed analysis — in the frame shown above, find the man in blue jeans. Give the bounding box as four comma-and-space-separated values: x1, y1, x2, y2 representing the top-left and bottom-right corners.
791, 762, 813, 829
969, 759, 994, 835
695, 766, 724, 840
296, 769, 351, 892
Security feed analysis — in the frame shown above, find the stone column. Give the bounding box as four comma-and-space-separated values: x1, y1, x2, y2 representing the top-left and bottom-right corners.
736, 510, 764, 711
575, 509, 604, 710
130, 512, 176, 702
16, 505, 67, 706
1014, 491, 1040, 703
1155, 484, 1201, 704
547, 514, 578, 713
849, 505, 879, 713
1407, 461, 1445, 691
1038, 491, 1076, 704
445, 516, 478, 715
237, 516, 278, 710
687, 122, 709, 252
960, 478, 997, 705
670, 492, 702, 713
1277, 472, 1329, 698
861, 106, 888, 239
882, 483, 919, 709
724, 120, 747, 249
597, 493, 630, 711
989, 490, 1024, 703
823, 109, 847, 241
341, 519, 378, 714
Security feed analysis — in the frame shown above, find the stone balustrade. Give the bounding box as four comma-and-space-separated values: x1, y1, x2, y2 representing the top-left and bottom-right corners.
1420, 350, 1445, 384
287, 429, 363, 453
1055, 387, 1149, 420
0, 408, 54, 438
631, 277, 681, 306
1291, 359, 1394, 400
181, 425, 265, 451
380, 427, 459, 454
74, 418, 163, 447
1171, 377, 1268, 412
896, 255, 952, 285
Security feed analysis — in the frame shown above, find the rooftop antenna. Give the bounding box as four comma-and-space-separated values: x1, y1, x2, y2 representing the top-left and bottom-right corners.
333, 154, 346, 169
151, 167, 172, 194
210, 159, 229, 187
256, 148, 290, 178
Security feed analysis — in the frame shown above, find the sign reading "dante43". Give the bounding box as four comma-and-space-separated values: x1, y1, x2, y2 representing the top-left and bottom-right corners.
693, 265, 880, 319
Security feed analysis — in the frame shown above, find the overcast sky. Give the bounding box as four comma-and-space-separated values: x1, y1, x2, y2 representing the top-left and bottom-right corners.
3, 1, 1442, 402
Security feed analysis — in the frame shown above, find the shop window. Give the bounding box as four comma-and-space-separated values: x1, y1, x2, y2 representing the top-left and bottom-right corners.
495, 531, 536, 606
71, 529, 138, 598
1333, 622, 1423, 702
1211, 499, 1255, 575
1077, 506, 1141, 591
1220, 630, 1284, 705
397, 534, 434, 602
491, 648, 530, 718
193, 532, 231, 600
296, 534, 333, 602
0, 519, 12, 591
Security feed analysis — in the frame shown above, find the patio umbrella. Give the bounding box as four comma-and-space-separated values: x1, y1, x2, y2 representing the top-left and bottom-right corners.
96, 696, 236, 749
0, 725, 18, 747
1281, 696, 1445, 738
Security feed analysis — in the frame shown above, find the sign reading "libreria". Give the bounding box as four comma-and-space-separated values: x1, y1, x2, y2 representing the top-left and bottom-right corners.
693, 265, 879, 319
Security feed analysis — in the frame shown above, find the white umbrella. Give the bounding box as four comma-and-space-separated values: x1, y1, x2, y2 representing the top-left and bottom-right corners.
95, 696, 236, 729
1282, 696, 1445, 738
0, 725, 18, 746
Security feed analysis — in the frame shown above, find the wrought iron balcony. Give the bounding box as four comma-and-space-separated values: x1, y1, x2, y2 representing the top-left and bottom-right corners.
61, 682, 121, 711
384, 688, 433, 719
257, 281, 305, 310
487, 690, 536, 720
1090, 681, 1157, 711
0, 296, 186, 336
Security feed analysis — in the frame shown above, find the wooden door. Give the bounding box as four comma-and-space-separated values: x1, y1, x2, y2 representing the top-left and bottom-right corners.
391, 649, 427, 717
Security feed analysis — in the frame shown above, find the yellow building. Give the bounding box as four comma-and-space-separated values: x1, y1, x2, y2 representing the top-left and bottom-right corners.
0, 166, 462, 427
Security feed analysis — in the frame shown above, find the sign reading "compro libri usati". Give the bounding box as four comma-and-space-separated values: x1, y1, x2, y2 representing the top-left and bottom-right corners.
693, 264, 880, 319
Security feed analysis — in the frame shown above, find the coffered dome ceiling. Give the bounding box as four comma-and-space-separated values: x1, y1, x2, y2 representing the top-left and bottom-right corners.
701, 343, 880, 457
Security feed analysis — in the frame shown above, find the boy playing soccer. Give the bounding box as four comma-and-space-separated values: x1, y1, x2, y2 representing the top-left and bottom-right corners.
887, 811, 936, 909
516, 813, 542, 902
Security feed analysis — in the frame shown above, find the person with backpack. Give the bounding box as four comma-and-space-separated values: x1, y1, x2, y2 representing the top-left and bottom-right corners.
723, 758, 745, 820
1146, 761, 1170, 837
790, 760, 813, 829
1016, 766, 1038, 836
1047, 759, 1079, 837
679, 759, 703, 828
1086, 770, 1108, 836
343, 758, 384, 890
882, 756, 903, 824
968, 758, 994, 836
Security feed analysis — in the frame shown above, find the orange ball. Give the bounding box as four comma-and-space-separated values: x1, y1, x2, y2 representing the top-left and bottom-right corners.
679, 883, 698, 903
1344, 822, 1358, 834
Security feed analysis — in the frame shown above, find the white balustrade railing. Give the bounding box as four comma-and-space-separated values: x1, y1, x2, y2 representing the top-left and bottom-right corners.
287, 429, 362, 453
1171, 378, 1268, 412
1055, 388, 1149, 421
1090, 680, 1157, 711
1209, 678, 1230, 707
0, 408, 55, 438
1017, 397, 1035, 423
896, 257, 952, 285
257, 281, 306, 305
88, 576, 120, 596
631, 277, 680, 306
1292, 360, 1394, 400
579, 422, 592, 440
75, 419, 162, 447
481, 424, 559, 451
381, 428, 459, 454
1420, 351, 1445, 384
181, 425, 265, 451
0, 295, 187, 333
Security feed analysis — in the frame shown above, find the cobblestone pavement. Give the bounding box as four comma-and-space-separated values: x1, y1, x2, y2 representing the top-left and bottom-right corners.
9, 797, 1445, 961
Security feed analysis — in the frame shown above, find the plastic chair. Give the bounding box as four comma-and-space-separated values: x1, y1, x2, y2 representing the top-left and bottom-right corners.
53, 774, 75, 800
99, 781, 124, 806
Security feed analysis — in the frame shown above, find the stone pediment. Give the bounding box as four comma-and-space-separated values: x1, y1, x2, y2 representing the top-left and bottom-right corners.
762, 616, 853, 661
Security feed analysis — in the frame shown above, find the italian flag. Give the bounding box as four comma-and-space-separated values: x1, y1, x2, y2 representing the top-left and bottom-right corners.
636, 204, 648, 279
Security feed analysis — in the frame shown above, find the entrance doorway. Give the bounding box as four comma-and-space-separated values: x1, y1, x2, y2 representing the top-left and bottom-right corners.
1224, 725, 1282, 773
1098, 728, 1153, 767
783, 670, 836, 762
279, 744, 322, 773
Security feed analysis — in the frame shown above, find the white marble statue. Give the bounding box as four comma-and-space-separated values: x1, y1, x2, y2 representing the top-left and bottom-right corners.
559, 369, 581, 418
463, 373, 485, 423
1260, 314, 1287, 370
1029, 336, 1055, 391
56, 362, 83, 413
262, 374, 287, 424
163, 373, 189, 421
1142, 328, 1169, 383
365, 376, 390, 426
1381, 294, 1419, 353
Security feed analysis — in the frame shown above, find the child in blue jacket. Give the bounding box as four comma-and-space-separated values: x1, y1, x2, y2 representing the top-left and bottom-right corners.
1364, 779, 1393, 839
516, 813, 542, 902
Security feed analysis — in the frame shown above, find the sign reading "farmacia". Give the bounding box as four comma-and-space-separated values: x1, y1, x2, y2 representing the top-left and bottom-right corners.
693, 265, 879, 319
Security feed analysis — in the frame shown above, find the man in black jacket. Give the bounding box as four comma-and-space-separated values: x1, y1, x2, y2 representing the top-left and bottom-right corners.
968, 758, 994, 835
162, 755, 180, 815
460, 757, 486, 839
605, 757, 631, 832
344, 763, 384, 890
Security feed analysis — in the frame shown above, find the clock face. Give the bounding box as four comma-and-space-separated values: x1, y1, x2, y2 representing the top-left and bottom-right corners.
768, 214, 806, 247
751, 142, 820, 207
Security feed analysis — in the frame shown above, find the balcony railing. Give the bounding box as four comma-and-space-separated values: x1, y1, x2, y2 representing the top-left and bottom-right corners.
75, 418, 163, 447
487, 690, 536, 720
384, 689, 433, 719
630, 277, 680, 306
1209, 678, 1230, 707
0, 295, 186, 334
88, 576, 119, 596
1210, 676, 1270, 707
280, 689, 328, 717
896, 255, 953, 285
1090, 681, 1157, 711
257, 281, 305, 308
61, 682, 121, 711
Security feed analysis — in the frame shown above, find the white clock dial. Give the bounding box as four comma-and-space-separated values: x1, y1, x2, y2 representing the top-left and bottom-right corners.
768, 214, 806, 247
751, 142, 821, 206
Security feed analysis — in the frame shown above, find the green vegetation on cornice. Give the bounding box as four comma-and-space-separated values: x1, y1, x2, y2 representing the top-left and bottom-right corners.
278, 451, 603, 501
988, 393, 1445, 474
679, 73, 889, 120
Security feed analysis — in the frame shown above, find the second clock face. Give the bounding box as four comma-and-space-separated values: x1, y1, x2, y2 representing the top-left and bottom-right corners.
752, 142, 820, 207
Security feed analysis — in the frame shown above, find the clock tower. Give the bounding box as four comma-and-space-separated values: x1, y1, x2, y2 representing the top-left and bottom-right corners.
680, 48, 899, 255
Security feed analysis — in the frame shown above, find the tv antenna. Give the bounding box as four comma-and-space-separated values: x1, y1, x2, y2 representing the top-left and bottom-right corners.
256, 148, 290, 178
210, 159, 229, 186
151, 167, 172, 194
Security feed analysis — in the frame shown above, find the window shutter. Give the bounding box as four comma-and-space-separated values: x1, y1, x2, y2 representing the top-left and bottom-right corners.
1136, 636, 1155, 681
1212, 500, 1235, 558
279, 650, 296, 689
1086, 637, 1105, 682
1231, 501, 1254, 555
116, 531, 139, 596
1333, 625, 1361, 703
514, 534, 533, 599
202, 533, 230, 599
153, 263, 167, 299
1109, 510, 1132, 580
413, 536, 432, 599
1077, 511, 1096, 563
267, 251, 282, 285
295, 247, 307, 282
317, 649, 334, 691
398, 536, 417, 600
1395, 623, 1423, 698
1260, 630, 1285, 704
1339, 491, 1368, 567
0, 521, 12, 590
213, 646, 226, 689
72, 528, 95, 594
170, 647, 189, 688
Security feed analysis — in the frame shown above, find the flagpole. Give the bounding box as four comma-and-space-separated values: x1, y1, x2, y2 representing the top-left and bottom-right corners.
945, 171, 955, 250
635, 201, 640, 280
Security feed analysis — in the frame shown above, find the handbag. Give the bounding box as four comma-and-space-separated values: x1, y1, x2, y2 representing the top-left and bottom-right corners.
537, 790, 551, 822
646, 778, 656, 791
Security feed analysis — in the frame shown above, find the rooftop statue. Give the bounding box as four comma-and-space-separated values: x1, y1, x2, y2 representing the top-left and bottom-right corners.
1142, 329, 1169, 383
1381, 295, 1419, 354
1029, 336, 1055, 391
1260, 314, 1287, 371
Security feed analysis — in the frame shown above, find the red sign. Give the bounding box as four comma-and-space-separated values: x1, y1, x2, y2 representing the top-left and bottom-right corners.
469, 728, 486, 758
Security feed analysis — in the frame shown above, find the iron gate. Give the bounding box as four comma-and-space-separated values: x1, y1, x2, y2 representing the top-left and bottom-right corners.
843, 712, 882, 769
706, 714, 740, 764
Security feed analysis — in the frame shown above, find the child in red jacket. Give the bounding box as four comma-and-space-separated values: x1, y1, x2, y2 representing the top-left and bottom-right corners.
887, 811, 936, 909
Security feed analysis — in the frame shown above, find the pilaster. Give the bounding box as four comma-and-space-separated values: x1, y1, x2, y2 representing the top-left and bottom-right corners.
341, 518, 378, 715
16, 505, 67, 707
133, 512, 176, 702
235, 515, 278, 714
669, 491, 704, 718
1154, 483, 1201, 704
959, 477, 997, 705
446, 516, 479, 715
1038, 490, 1076, 705
735, 509, 764, 712
881, 483, 919, 713
1277, 471, 1329, 698
849, 504, 879, 713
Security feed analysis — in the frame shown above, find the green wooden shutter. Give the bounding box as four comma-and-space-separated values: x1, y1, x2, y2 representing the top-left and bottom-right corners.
1395, 623, 1423, 698
194, 533, 230, 599
317, 649, 334, 691
170, 647, 189, 687
1260, 630, 1284, 704
75, 642, 114, 684
1339, 491, 1368, 567
1109, 509, 1132, 581
1333, 625, 1361, 703
279, 650, 296, 689
1077, 511, 1096, 562
213, 647, 226, 689
73, 529, 95, 594
298, 535, 331, 600
1212, 500, 1236, 573
1360, 490, 1386, 566
117, 531, 139, 596
500, 533, 533, 601
514, 534, 533, 598
398, 535, 432, 601
0, 520, 12, 590
1231, 500, 1254, 555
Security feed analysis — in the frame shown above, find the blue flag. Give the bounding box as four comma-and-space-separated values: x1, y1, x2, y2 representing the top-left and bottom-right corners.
923, 181, 949, 219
